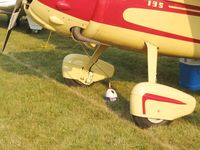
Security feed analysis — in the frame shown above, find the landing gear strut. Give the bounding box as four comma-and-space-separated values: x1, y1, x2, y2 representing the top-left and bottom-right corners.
130, 42, 196, 128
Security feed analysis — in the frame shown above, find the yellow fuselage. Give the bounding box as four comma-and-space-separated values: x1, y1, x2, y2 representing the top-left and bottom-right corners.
27, 0, 200, 58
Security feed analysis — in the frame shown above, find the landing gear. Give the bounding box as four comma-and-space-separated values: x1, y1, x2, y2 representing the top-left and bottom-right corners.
130, 42, 196, 128
26, 16, 42, 34
26, 28, 39, 34
133, 116, 170, 128
7, 15, 20, 26
64, 78, 87, 87
62, 45, 115, 86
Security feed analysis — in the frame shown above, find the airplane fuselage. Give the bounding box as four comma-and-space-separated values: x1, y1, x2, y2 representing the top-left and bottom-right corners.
27, 0, 200, 58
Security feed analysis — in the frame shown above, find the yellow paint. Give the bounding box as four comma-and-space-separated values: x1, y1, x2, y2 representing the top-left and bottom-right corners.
168, 0, 200, 7
83, 21, 200, 58
146, 42, 158, 83
123, 8, 200, 39
27, 0, 200, 58
130, 82, 196, 120
26, 0, 88, 34
83, 21, 145, 52
49, 16, 64, 25
62, 54, 114, 85
168, 6, 200, 13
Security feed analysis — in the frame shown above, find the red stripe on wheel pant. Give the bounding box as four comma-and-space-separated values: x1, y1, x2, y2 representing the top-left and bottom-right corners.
142, 93, 186, 114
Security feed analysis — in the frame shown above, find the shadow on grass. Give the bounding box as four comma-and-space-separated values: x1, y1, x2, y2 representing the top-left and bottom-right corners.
0, 51, 68, 83
1, 50, 198, 122
106, 92, 134, 123
0, 45, 143, 128
0, 50, 147, 126
0, 16, 80, 52
100, 80, 133, 122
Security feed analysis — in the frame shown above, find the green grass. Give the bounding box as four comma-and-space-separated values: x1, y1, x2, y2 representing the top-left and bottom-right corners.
0, 15, 200, 149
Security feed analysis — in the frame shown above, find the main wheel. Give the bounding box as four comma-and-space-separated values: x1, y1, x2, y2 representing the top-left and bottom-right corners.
64, 78, 90, 87
26, 28, 32, 34
32, 29, 39, 34
64, 78, 83, 86
133, 116, 170, 128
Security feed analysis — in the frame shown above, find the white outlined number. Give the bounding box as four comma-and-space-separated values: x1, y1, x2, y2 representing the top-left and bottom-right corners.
148, 0, 164, 8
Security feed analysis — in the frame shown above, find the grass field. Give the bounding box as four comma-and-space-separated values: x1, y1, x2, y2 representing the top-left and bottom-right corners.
0, 15, 200, 149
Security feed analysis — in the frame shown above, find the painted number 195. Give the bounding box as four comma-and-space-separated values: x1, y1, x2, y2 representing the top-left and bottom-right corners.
148, 0, 164, 8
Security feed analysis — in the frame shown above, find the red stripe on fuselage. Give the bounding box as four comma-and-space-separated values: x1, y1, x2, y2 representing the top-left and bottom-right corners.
167, 0, 200, 12
38, 0, 98, 21
142, 93, 186, 114
92, 0, 200, 43
38, 0, 200, 43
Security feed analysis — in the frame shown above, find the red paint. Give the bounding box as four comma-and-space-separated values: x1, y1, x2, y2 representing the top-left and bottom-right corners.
37, 0, 200, 43
167, 0, 200, 12
38, 0, 98, 21
56, 0, 71, 11
91, 0, 200, 43
142, 93, 186, 114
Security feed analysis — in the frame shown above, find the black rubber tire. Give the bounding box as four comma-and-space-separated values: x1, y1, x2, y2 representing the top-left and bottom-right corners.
26, 27, 40, 34
64, 78, 87, 87
26, 28, 32, 34
133, 116, 170, 129
32, 30, 39, 34
16, 18, 20, 27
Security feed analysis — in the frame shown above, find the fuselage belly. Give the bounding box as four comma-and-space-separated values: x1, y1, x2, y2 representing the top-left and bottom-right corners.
28, 0, 200, 58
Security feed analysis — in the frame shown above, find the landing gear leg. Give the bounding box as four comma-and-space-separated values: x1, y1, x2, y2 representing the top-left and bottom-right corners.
146, 42, 158, 84
132, 42, 170, 128
84, 45, 107, 71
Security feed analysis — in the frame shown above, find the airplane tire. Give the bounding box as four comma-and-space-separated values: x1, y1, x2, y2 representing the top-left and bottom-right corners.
32, 30, 39, 34
64, 78, 88, 87
26, 28, 32, 34
16, 19, 20, 27
133, 116, 170, 128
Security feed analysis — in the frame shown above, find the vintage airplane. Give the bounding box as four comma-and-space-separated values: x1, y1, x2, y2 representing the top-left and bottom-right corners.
2, 0, 199, 128
0, 0, 42, 33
